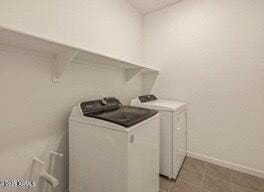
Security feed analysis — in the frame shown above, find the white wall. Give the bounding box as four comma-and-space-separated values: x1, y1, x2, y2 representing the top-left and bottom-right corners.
0, 1, 143, 191
0, 45, 143, 192
144, 0, 264, 176
0, 0, 142, 63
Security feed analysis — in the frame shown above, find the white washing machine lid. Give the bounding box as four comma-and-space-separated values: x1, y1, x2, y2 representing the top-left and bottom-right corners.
131, 96, 186, 112
69, 106, 159, 133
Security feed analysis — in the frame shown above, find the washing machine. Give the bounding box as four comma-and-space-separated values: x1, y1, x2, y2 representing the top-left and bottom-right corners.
69, 97, 160, 192
131, 95, 187, 179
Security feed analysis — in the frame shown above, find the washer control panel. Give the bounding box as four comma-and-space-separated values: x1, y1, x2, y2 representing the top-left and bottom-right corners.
80, 97, 122, 115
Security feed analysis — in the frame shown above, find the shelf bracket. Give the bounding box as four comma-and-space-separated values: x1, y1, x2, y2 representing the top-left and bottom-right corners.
124, 68, 144, 82
142, 71, 159, 95
52, 48, 79, 83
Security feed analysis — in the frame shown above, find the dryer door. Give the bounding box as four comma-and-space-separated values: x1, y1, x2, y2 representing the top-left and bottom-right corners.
173, 111, 187, 179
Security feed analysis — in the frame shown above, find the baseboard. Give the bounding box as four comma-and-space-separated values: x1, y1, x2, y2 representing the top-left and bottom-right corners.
187, 151, 264, 179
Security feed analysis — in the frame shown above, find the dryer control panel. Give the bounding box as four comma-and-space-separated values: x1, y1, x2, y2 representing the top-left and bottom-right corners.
138, 95, 158, 103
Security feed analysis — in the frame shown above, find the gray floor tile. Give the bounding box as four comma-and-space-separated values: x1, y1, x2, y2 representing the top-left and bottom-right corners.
182, 157, 206, 174
203, 175, 232, 192
233, 184, 260, 192
205, 162, 231, 182
231, 170, 264, 192
160, 176, 173, 192
176, 157, 264, 192
178, 167, 204, 187
171, 179, 201, 192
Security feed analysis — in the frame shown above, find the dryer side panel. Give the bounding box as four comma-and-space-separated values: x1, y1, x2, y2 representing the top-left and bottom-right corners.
173, 110, 187, 179
159, 111, 173, 178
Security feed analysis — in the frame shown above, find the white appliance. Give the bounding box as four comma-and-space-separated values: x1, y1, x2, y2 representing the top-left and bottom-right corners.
131, 95, 187, 179
69, 97, 160, 192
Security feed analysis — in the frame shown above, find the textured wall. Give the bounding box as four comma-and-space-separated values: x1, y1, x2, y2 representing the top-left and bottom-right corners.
0, 44, 143, 192
144, 0, 264, 177
0, 0, 143, 63
0, 0, 143, 191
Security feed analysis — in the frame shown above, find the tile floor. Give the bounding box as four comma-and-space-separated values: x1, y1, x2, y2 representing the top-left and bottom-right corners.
160, 157, 264, 192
